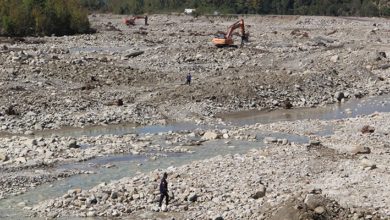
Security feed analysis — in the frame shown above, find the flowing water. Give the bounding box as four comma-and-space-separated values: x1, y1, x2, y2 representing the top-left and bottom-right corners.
1, 95, 390, 219
220, 95, 390, 126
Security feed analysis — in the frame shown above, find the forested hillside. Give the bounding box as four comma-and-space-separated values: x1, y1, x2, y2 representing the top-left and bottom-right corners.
1, 0, 388, 36
0, 0, 91, 36
81, 0, 390, 16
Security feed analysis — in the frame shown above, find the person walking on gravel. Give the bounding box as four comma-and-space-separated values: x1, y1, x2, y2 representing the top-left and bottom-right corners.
159, 172, 169, 208
186, 73, 192, 85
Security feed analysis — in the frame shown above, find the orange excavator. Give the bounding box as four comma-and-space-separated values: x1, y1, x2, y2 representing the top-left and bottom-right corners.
212, 19, 248, 47
123, 15, 148, 26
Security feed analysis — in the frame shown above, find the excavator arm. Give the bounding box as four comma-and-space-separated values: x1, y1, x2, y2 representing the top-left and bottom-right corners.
123, 15, 148, 26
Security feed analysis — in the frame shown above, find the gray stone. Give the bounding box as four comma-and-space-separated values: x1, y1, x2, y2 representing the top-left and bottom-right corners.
351, 146, 371, 155
68, 140, 80, 148
304, 194, 325, 210
188, 193, 198, 202
334, 91, 344, 102
263, 137, 277, 144
251, 185, 266, 199
360, 158, 376, 170
309, 140, 321, 146
202, 131, 219, 140
360, 125, 375, 134
24, 130, 34, 135
125, 51, 144, 58
314, 206, 325, 214
111, 191, 119, 199
47, 212, 58, 218
330, 55, 339, 62
151, 206, 160, 212
86, 211, 96, 217
0, 152, 8, 161
15, 157, 27, 163
30, 139, 38, 146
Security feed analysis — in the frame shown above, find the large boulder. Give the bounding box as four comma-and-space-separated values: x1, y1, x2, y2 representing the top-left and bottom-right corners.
68, 140, 80, 148
202, 131, 219, 140
350, 145, 371, 155
304, 194, 326, 210
360, 125, 375, 134
188, 193, 198, 202
251, 185, 266, 199
0, 151, 8, 162
334, 91, 344, 102
263, 137, 277, 144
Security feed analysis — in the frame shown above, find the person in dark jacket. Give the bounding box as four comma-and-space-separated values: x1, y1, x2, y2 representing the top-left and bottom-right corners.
159, 172, 169, 207
186, 73, 192, 85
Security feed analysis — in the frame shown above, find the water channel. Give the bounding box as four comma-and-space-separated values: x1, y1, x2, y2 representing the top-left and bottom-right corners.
1, 95, 390, 219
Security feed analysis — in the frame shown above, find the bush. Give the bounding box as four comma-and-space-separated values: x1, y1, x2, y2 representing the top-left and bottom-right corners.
0, 0, 91, 37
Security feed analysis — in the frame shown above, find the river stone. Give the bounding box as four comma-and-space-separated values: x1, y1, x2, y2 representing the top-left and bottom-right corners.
330, 55, 339, 62
202, 131, 219, 140
351, 146, 371, 155
188, 193, 198, 202
111, 191, 119, 199
309, 140, 321, 146
334, 91, 344, 102
304, 194, 326, 210
86, 211, 96, 217
30, 139, 38, 146
360, 125, 375, 134
17, 201, 26, 207
47, 212, 58, 218
264, 137, 277, 144
125, 50, 144, 58
24, 130, 34, 135
0, 152, 8, 161
360, 158, 376, 170
15, 157, 27, 163
68, 140, 80, 148
314, 206, 325, 214
251, 185, 266, 199
68, 188, 82, 195
111, 209, 120, 217
86, 197, 97, 206
34, 124, 43, 130
151, 206, 160, 212
161, 205, 168, 212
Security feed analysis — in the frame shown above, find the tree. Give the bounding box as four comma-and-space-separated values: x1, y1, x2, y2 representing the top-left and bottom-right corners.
0, 0, 90, 36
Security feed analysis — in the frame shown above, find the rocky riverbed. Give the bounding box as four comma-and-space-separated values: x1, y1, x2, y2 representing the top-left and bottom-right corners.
30, 111, 390, 219
1, 14, 390, 134
1, 14, 390, 219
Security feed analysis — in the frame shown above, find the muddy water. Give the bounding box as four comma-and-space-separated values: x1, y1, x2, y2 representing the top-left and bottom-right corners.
1, 95, 390, 219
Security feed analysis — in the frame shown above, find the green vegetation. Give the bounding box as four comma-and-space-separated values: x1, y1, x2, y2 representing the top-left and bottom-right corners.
81, 0, 390, 17
1, 0, 388, 36
0, 0, 91, 37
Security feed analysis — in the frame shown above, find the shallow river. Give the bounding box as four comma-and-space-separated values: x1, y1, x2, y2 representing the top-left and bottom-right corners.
1, 95, 390, 219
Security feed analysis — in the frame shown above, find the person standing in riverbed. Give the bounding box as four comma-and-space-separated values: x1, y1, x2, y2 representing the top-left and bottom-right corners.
186, 73, 192, 85
159, 172, 169, 208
